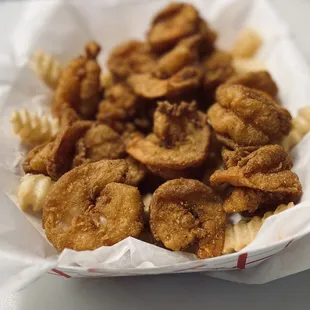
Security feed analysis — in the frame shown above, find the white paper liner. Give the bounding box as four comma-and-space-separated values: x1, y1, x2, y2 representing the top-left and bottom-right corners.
0, 0, 310, 293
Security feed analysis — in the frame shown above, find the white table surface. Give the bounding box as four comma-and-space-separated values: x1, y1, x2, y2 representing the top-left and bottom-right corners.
1, 0, 310, 309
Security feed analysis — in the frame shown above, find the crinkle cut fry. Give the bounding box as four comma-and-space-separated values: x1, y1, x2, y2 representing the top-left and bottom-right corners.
18, 174, 54, 212
223, 202, 294, 254
11, 109, 59, 145
31, 50, 63, 90
282, 106, 310, 151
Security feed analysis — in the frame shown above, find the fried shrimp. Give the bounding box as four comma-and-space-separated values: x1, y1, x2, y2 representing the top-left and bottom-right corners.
150, 179, 226, 259
128, 66, 202, 99
96, 83, 138, 122
147, 2, 215, 55
53, 41, 101, 120
208, 84, 291, 148
43, 159, 144, 252
210, 145, 302, 213
107, 40, 157, 80
127, 101, 211, 179
72, 123, 126, 167
203, 50, 235, 100
23, 121, 92, 180
225, 70, 278, 98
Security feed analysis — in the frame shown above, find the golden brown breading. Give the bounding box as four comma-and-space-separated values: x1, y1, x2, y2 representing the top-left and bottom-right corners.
127, 101, 211, 179
147, 3, 200, 52
149, 179, 226, 259
107, 40, 157, 80
225, 71, 278, 98
23, 143, 53, 175
203, 50, 235, 100
208, 85, 292, 148
210, 145, 302, 213
23, 121, 92, 180
72, 124, 126, 167
125, 156, 147, 186
154, 34, 201, 78
43, 160, 144, 252
96, 83, 138, 122
53, 41, 101, 120
128, 66, 202, 99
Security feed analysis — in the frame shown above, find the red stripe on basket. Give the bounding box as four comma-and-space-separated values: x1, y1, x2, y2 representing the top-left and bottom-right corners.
51, 268, 71, 278
237, 253, 248, 269
245, 254, 275, 265
285, 239, 294, 248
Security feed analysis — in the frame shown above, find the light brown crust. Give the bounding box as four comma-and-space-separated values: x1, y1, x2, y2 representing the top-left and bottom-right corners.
210, 145, 302, 212
72, 123, 126, 167
107, 40, 156, 80
203, 50, 235, 99
147, 3, 200, 52
53, 41, 101, 120
43, 159, 144, 252
208, 84, 292, 147
150, 178, 226, 259
128, 66, 202, 99
225, 71, 278, 98
127, 101, 211, 178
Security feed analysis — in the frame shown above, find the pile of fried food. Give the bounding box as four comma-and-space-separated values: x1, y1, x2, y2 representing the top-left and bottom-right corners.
12, 2, 310, 259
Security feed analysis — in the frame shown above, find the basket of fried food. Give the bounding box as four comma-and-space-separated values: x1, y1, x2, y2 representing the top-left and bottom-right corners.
12, 2, 308, 261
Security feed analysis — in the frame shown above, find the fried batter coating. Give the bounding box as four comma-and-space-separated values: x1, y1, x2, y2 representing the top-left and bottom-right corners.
53, 41, 101, 120
72, 123, 126, 167
68, 123, 146, 185
150, 179, 226, 258
147, 3, 200, 52
208, 85, 292, 148
43, 160, 144, 251
154, 34, 201, 78
107, 40, 156, 80
23, 143, 53, 176
127, 101, 211, 179
96, 83, 138, 121
210, 145, 302, 213
128, 66, 202, 99
23, 121, 92, 180
125, 156, 147, 186
203, 50, 235, 100
225, 71, 278, 98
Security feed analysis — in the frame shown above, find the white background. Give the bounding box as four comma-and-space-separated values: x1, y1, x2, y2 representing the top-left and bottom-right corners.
1, 0, 310, 309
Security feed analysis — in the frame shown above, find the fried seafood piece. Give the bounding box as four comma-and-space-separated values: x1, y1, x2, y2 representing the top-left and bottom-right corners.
210, 145, 302, 213
53, 41, 101, 120
128, 66, 203, 99
203, 50, 235, 100
43, 160, 144, 251
150, 179, 226, 259
154, 34, 202, 78
125, 156, 147, 186
107, 40, 157, 80
208, 85, 292, 148
147, 2, 216, 54
23, 121, 92, 180
96, 83, 138, 122
225, 71, 278, 98
127, 101, 211, 179
69, 123, 146, 185
72, 123, 126, 167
